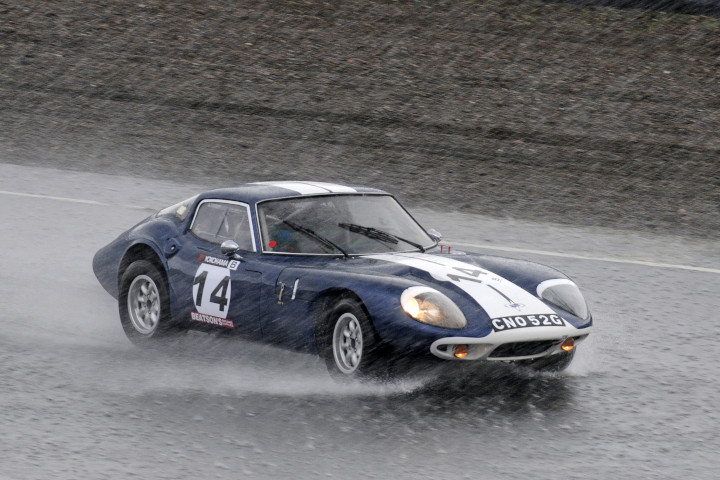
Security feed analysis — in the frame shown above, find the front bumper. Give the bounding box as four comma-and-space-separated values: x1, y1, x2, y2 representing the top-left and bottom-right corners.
430, 326, 591, 361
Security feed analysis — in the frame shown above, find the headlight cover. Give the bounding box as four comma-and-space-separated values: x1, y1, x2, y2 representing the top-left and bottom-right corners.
401, 286, 467, 329
537, 279, 590, 320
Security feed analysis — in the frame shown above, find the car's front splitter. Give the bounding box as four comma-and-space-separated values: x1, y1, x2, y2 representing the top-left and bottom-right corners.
429, 326, 592, 361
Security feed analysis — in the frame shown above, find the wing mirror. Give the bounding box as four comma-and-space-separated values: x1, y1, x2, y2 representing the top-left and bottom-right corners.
220, 240, 243, 260
427, 229, 442, 244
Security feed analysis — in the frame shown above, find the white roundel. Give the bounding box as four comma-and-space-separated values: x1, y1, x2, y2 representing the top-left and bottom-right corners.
192, 263, 232, 319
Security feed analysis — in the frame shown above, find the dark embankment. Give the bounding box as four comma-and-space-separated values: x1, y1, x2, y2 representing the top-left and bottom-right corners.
1, 1, 718, 236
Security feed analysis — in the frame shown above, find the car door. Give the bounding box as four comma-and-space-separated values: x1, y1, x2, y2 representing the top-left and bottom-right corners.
167, 199, 263, 338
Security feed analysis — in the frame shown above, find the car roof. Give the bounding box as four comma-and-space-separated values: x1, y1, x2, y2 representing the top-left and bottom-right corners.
199, 181, 389, 204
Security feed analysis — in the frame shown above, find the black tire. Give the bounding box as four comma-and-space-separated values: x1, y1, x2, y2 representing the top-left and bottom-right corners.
118, 260, 178, 345
317, 297, 382, 380
518, 350, 575, 373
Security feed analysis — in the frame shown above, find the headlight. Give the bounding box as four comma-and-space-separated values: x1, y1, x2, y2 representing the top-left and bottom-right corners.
537, 279, 590, 320
401, 286, 467, 329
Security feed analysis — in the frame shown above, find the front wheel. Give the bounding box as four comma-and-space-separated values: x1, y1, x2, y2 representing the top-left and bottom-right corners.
118, 260, 178, 345
318, 298, 382, 380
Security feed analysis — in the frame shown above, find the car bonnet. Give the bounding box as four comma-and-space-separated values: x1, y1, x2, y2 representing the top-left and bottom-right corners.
367, 252, 556, 320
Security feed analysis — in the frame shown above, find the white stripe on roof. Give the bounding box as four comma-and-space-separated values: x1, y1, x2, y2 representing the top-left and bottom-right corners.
304, 182, 357, 193
255, 181, 357, 195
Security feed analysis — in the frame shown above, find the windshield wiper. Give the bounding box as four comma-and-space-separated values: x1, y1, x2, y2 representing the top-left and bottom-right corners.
282, 220, 348, 257
338, 223, 425, 253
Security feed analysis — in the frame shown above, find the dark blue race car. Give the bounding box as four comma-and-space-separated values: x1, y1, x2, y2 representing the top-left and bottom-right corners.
93, 181, 592, 378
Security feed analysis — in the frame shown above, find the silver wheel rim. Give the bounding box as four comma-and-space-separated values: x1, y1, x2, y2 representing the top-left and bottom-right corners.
127, 275, 161, 335
332, 312, 363, 374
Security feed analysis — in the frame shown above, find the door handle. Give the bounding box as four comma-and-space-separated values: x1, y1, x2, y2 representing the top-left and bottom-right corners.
277, 282, 286, 305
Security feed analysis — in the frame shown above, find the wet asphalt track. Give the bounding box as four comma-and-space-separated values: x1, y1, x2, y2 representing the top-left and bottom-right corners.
1, 163, 719, 479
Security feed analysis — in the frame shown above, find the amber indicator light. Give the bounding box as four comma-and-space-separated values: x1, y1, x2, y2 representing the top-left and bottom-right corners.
454, 344, 469, 358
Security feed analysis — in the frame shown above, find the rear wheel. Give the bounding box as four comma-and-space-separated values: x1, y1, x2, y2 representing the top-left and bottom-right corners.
119, 260, 178, 345
318, 297, 382, 380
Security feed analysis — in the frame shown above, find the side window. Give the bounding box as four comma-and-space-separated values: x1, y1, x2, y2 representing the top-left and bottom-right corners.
190, 201, 255, 251
222, 205, 254, 251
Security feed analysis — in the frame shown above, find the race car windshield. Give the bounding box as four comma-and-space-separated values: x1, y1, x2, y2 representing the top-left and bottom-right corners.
257, 195, 434, 255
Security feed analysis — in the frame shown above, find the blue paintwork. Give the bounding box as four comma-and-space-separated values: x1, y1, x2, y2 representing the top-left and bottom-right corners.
93, 183, 592, 358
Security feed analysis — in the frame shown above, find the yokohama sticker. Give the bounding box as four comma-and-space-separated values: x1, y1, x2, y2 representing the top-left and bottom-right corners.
190, 311, 234, 329
197, 253, 239, 271
491, 314, 565, 332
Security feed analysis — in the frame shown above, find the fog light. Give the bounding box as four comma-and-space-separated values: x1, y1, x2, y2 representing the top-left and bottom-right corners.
454, 344, 469, 358
561, 337, 575, 352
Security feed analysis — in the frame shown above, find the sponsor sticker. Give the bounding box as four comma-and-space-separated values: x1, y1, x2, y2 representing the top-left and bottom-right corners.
197, 254, 239, 271
192, 255, 234, 325
491, 314, 565, 332
190, 311, 234, 329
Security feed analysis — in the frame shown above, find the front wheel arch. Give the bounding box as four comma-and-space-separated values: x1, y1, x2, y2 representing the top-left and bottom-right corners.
312, 289, 376, 345
315, 293, 384, 380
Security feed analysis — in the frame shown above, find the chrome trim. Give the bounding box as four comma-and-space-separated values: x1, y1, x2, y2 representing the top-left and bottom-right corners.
278, 282, 285, 305
291, 279, 300, 300
427, 228, 442, 243
220, 239, 240, 256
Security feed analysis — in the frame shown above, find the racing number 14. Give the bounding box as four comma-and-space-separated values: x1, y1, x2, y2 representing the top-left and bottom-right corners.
193, 270, 230, 312
447, 267, 487, 284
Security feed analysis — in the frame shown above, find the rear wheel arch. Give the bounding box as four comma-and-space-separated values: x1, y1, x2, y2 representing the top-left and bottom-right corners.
119, 243, 167, 288
118, 258, 184, 344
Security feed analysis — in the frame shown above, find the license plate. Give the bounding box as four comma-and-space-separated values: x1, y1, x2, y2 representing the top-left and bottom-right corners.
491, 314, 565, 332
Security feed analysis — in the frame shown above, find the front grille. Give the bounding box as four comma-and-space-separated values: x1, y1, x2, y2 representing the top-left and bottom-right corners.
488, 340, 556, 358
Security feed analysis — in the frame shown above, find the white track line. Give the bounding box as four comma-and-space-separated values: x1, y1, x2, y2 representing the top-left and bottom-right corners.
2, 189, 717, 274
0, 190, 151, 211
449, 241, 720, 274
